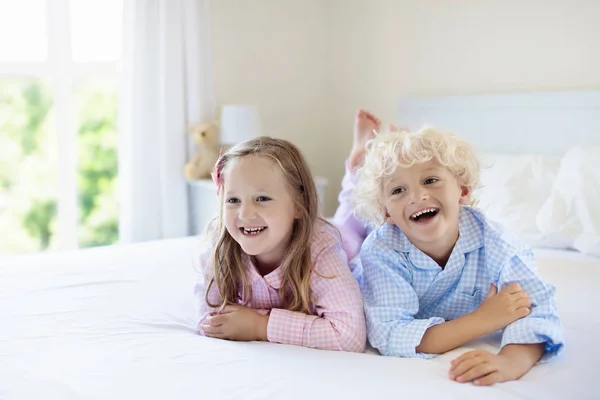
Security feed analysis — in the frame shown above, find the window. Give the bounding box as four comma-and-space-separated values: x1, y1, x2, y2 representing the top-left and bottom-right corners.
0, 0, 123, 255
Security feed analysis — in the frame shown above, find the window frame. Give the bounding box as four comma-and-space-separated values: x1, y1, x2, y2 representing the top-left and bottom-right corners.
0, 0, 121, 250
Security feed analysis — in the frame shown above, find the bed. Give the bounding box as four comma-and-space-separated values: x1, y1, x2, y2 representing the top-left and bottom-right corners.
2, 91, 599, 399
1, 239, 599, 399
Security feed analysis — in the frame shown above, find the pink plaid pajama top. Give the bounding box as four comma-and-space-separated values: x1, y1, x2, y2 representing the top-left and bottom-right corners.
194, 222, 366, 352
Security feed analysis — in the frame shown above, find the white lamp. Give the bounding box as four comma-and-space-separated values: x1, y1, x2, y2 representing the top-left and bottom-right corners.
219, 105, 262, 147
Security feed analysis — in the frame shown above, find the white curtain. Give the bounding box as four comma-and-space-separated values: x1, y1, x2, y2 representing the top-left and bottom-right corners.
118, 0, 215, 243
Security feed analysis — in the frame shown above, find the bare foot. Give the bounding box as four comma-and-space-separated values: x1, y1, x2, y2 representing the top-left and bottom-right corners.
349, 109, 381, 171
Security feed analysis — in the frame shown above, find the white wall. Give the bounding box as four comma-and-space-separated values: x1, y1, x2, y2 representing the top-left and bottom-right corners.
209, 0, 335, 210
211, 0, 600, 216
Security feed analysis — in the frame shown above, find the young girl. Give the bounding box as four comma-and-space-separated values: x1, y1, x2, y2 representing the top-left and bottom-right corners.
194, 136, 366, 352
353, 126, 564, 385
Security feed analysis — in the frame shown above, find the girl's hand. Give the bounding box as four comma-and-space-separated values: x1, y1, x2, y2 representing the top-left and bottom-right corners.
449, 349, 525, 386
200, 304, 269, 342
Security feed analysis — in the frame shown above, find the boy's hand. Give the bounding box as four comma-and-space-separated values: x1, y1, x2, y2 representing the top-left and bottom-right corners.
474, 283, 530, 333
200, 304, 269, 342
449, 343, 544, 386
449, 349, 522, 385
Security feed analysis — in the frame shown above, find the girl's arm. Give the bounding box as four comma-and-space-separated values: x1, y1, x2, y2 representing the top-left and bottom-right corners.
195, 255, 272, 337
193, 246, 222, 334
265, 233, 366, 352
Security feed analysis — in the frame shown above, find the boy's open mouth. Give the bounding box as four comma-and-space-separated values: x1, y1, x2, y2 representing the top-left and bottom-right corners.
410, 208, 439, 223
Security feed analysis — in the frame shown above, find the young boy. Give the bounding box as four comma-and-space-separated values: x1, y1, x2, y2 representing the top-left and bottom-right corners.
353, 126, 564, 386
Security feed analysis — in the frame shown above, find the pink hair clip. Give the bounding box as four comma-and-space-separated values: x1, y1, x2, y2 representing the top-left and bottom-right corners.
211, 151, 225, 196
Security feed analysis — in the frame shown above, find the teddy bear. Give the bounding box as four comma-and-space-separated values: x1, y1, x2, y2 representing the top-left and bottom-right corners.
183, 121, 221, 181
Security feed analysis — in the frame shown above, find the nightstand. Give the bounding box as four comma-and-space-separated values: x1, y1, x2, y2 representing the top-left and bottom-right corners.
188, 176, 328, 235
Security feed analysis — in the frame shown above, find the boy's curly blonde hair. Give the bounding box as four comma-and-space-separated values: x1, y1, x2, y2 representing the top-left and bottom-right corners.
353, 126, 482, 227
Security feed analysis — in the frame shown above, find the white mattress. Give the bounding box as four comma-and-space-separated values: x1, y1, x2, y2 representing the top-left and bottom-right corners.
1, 238, 599, 400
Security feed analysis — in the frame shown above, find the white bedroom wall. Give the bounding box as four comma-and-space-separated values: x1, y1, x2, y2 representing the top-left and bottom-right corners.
328, 0, 600, 208
209, 0, 335, 211
210, 0, 600, 216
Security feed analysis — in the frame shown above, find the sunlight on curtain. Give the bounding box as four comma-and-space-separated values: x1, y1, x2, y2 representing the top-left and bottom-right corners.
118, 0, 215, 243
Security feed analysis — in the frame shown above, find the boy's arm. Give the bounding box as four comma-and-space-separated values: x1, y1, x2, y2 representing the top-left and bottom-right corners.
498, 249, 565, 362
449, 343, 545, 385
416, 311, 493, 354
364, 234, 532, 357
418, 281, 531, 354
361, 236, 446, 358
499, 343, 545, 371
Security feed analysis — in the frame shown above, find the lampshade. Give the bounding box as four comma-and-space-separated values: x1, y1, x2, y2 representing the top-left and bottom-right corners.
219, 105, 262, 145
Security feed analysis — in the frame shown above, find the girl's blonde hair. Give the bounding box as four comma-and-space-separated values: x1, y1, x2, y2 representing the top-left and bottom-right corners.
206, 136, 321, 314
353, 126, 482, 227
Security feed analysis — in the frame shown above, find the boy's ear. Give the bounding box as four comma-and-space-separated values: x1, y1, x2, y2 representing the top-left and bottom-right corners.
458, 185, 472, 205
384, 209, 394, 224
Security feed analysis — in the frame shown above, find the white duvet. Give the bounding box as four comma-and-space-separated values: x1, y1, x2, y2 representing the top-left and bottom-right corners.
1, 237, 598, 399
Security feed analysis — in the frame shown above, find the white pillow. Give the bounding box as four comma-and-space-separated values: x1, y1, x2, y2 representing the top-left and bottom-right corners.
475, 153, 564, 248
537, 146, 600, 257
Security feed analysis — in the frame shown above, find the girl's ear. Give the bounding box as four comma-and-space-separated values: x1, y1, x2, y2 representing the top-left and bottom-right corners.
458, 185, 472, 205
294, 202, 302, 219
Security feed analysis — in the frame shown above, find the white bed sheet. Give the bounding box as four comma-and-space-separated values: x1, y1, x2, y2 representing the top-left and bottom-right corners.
1, 238, 598, 400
